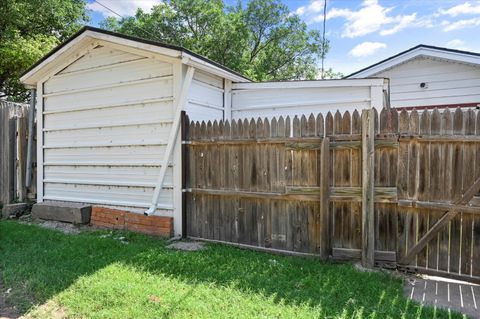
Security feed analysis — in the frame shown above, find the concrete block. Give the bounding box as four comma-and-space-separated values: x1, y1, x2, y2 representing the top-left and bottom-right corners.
1, 203, 27, 219
32, 201, 91, 224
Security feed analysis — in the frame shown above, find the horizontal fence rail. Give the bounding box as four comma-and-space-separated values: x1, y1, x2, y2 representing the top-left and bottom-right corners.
183, 107, 480, 283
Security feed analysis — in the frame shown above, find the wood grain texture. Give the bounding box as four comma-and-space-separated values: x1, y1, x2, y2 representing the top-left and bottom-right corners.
184, 108, 480, 280
0, 101, 32, 205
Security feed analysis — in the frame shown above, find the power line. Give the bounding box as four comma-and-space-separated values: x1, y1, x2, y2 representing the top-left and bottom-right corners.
92, 0, 158, 40
93, 0, 123, 19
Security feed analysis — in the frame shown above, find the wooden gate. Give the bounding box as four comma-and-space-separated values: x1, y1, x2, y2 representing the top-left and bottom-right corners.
183, 114, 330, 256
182, 107, 480, 283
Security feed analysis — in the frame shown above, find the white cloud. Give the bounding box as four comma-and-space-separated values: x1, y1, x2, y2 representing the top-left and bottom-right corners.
295, 6, 305, 16
349, 42, 387, 57
446, 39, 470, 50
380, 13, 416, 35
439, 2, 480, 16
307, 0, 325, 14
325, 0, 417, 38
442, 17, 480, 31
87, 0, 162, 18
296, 0, 325, 19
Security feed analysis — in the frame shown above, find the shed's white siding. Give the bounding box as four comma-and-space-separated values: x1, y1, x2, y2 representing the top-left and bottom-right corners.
374, 57, 480, 108
186, 70, 225, 121
41, 45, 175, 212
231, 80, 386, 120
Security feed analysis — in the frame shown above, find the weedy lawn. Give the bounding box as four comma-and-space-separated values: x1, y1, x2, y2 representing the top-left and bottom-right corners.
0, 220, 463, 319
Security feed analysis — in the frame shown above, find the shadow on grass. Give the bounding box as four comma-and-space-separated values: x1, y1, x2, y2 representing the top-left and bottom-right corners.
0, 220, 458, 318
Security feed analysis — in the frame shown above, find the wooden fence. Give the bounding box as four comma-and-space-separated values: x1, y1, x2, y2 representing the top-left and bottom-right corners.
0, 100, 36, 205
183, 107, 480, 283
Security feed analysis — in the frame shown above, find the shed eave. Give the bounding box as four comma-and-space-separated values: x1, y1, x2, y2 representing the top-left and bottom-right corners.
347, 45, 480, 79
19, 32, 93, 86
20, 26, 251, 87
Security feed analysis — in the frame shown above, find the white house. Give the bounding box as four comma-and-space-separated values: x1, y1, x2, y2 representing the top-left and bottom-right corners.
20, 26, 386, 237
347, 45, 480, 109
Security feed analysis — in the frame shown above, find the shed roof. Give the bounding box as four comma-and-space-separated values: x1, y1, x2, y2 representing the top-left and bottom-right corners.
20, 26, 251, 87
346, 44, 480, 79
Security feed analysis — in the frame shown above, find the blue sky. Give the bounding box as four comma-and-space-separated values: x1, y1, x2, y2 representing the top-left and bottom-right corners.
86, 0, 480, 76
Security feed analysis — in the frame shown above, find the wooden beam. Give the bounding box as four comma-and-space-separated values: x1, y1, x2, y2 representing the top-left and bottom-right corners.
362, 109, 375, 268
185, 188, 320, 202
181, 111, 188, 238
329, 186, 397, 202
332, 248, 396, 262
189, 236, 320, 258
399, 135, 480, 143
319, 137, 330, 260
398, 200, 480, 215
399, 176, 480, 265
146, 66, 195, 215
36, 83, 44, 203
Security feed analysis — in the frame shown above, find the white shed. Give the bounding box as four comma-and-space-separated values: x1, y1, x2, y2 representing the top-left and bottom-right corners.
21, 27, 386, 237
347, 45, 480, 109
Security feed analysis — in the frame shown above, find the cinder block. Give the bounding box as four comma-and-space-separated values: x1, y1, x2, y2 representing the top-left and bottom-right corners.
32, 201, 91, 224
1, 203, 27, 219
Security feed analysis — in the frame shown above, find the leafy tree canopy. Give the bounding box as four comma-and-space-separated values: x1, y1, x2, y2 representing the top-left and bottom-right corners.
0, 0, 88, 101
102, 0, 329, 81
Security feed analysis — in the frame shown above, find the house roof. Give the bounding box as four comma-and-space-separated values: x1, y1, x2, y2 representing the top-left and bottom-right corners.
20, 26, 251, 87
346, 44, 480, 79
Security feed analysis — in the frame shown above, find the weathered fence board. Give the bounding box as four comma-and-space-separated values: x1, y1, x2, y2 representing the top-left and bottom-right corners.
0, 101, 36, 206
184, 106, 480, 283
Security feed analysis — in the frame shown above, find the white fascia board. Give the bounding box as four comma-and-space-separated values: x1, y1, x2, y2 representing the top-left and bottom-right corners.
349, 47, 480, 78
182, 53, 249, 83
420, 47, 480, 65
20, 30, 183, 86
21, 29, 249, 87
20, 32, 91, 86
89, 31, 181, 58
232, 78, 386, 90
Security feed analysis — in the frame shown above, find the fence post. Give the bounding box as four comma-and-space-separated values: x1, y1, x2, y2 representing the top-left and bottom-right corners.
319, 137, 330, 260
181, 111, 189, 238
362, 109, 375, 268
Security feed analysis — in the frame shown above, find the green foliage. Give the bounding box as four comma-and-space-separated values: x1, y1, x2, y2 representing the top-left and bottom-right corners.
0, 221, 459, 318
101, 0, 329, 81
0, 0, 88, 101
322, 68, 345, 79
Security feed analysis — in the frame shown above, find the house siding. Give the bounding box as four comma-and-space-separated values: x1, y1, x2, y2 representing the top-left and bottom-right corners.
375, 56, 480, 108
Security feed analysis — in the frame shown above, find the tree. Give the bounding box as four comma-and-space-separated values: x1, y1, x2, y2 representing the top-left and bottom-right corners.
322, 68, 344, 79
102, 0, 329, 81
0, 0, 88, 101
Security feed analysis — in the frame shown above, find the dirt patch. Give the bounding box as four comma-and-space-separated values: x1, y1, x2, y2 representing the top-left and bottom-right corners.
166, 241, 205, 251
22, 300, 68, 319
0, 276, 20, 319
18, 214, 87, 235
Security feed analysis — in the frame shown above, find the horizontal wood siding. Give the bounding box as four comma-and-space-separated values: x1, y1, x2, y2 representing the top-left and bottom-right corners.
376, 57, 480, 108
185, 70, 224, 121
41, 45, 175, 210
231, 84, 374, 120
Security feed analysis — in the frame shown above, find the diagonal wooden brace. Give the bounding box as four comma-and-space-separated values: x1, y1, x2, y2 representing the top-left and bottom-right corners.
399, 176, 480, 265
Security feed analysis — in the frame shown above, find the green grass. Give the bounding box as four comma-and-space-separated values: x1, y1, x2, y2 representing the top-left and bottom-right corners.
0, 220, 463, 319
